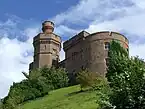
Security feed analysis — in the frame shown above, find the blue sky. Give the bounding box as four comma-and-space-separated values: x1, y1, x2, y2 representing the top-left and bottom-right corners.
0, 0, 78, 21
1, 0, 145, 98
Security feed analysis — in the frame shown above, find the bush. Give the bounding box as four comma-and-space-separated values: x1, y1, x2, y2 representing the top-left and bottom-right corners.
92, 75, 114, 109
76, 69, 99, 91
40, 67, 69, 89
2, 67, 69, 109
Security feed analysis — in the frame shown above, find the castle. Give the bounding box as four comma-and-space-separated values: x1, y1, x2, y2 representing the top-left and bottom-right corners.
29, 21, 129, 81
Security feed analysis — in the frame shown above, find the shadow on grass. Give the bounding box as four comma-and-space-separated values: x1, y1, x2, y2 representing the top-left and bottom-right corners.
67, 89, 92, 96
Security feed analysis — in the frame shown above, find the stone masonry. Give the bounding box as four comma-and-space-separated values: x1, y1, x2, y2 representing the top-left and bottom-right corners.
29, 21, 129, 82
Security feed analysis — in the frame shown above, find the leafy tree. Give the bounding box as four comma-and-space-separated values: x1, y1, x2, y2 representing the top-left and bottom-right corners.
76, 69, 99, 91
105, 40, 145, 109
106, 40, 128, 83
40, 66, 69, 89
2, 66, 69, 109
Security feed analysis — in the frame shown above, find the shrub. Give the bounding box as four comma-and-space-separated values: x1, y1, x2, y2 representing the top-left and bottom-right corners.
2, 67, 69, 109
40, 66, 69, 89
93, 76, 114, 109
76, 69, 99, 91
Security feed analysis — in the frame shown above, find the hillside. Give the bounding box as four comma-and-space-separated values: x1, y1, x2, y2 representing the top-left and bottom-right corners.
15, 85, 98, 109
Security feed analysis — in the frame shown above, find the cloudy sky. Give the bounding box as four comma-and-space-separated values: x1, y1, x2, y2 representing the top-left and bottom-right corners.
0, 0, 145, 98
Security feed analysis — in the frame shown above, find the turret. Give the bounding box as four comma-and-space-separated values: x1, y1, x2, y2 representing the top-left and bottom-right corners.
29, 20, 61, 70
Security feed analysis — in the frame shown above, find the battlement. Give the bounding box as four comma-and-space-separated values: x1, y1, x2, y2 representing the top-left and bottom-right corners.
63, 31, 90, 51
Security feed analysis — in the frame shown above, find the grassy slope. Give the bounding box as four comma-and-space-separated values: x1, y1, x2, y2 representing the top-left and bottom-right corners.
16, 85, 98, 109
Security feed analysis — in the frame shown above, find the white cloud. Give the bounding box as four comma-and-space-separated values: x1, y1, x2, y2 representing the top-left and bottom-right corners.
52, 0, 134, 25
55, 25, 79, 37
52, 0, 145, 59
0, 76, 13, 99
52, 0, 145, 38
0, 19, 39, 98
132, 0, 145, 9
86, 9, 145, 38
129, 43, 145, 60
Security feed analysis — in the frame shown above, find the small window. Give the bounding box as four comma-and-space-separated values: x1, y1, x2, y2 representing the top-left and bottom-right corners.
81, 65, 85, 70
72, 53, 75, 60
52, 59, 58, 66
44, 45, 47, 50
53, 49, 57, 55
104, 42, 110, 50
72, 52, 78, 60
72, 70, 76, 76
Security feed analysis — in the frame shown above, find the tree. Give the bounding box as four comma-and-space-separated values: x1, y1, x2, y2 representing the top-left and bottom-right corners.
40, 66, 69, 89
105, 40, 145, 109
2, 67, 69, 109
76, 69, 99, 91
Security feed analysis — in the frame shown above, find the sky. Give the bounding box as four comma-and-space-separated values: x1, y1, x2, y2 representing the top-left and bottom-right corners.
0, 0, 145, 98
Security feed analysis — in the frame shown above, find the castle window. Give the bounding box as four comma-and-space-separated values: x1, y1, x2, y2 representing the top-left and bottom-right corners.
72, 70, 77, 77
53, 49, 57, 55
104, 42, 110, 50
44, 45, 47, 50
81, 65, 85, 70
72, 52, 75, 60
72, 52, 78, 60
80, 49, 83, 60
52, 59, 58, 67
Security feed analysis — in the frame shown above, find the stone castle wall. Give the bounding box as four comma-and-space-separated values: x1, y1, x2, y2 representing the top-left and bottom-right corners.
63, 31, 129, 79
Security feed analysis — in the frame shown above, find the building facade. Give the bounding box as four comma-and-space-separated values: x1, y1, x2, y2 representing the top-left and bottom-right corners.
29, 21, 129, 80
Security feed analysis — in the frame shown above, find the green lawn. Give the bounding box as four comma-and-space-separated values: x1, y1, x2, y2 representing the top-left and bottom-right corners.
15, 85, 98, 109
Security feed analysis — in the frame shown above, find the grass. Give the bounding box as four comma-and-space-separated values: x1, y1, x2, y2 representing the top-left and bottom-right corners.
15, 85, 98, 109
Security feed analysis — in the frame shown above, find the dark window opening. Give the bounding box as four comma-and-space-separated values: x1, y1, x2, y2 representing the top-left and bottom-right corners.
81, 65, 85, 70
72, 52, 79, 60
52, 59, 58, 67
104, 42, 110, 50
